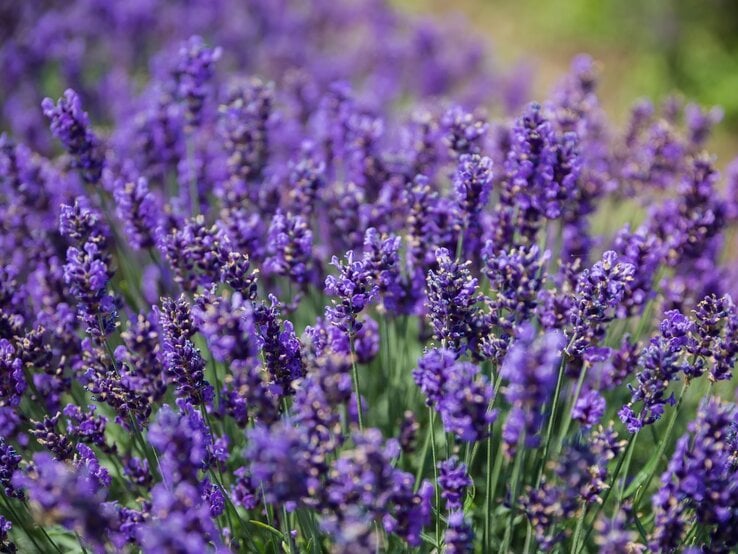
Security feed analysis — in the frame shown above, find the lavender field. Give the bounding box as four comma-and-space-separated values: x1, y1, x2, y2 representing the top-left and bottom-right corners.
1, 1, 737, 552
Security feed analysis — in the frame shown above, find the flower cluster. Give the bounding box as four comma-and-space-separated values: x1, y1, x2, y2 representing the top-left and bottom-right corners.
414, 348, 496, 442
651, 398, 738, 552
2, 1, 738, 552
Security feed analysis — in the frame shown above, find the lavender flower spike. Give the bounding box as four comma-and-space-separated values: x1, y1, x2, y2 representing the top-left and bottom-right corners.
42, 89, 104, 184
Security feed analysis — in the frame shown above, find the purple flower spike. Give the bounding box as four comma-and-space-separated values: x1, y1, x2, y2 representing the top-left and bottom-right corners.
425, 248, 480, 353
441, 104, 488, 159
501, 325, 565, 455
113, 177, 160, 250
438, 456, 472, 511
325, 251, 378, 337
652, 398, 738, 552
572, 389, 606, 428
264, 210, 315, 286
413, 348, 495, 441
620, 310, 694, 432
444, 511, 474, 553
172, 36, 222, 128
157, 295, 213, 405
42, 89, 104, 184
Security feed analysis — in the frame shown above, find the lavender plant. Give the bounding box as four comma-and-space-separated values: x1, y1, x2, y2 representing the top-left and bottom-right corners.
1, 1, 738, 553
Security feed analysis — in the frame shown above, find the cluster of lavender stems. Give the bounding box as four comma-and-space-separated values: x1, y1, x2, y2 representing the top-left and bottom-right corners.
2, 1, 738, 553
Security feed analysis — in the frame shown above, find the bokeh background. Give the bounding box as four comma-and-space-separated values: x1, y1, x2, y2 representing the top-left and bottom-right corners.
401, 0, 738, 160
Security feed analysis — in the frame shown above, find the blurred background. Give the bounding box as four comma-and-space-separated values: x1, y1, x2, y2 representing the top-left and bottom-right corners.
400, 0, 738, 159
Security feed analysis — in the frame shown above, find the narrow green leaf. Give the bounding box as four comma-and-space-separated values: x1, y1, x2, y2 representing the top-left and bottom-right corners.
622, 453, 660, 499
249, 519, 286, 539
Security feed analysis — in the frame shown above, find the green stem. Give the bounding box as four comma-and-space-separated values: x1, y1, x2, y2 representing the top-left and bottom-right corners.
571, 502, 586, 550
283, 506, 296, 554
75, 531, 90, 554
1, 495, 47, 554
209, 356, 223, 412
483, 429, 495, 553
578, 432, 638, 553
535, 353, 567, 488
99, 329, 165, 484
455, 232, 465, 260
483, 369, 503, 552
414, 417, 433, 492
616, 432, 639, 509
261, 484, 280, 554
350, 337, 364, 430
429, 408, 441, 549
523, 524, 533, 554
554, 365, 588, 457
633, 380, 689, 510
501, 436, 526, 553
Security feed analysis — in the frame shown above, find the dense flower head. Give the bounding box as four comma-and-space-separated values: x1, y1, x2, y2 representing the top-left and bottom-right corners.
192, 288, 257, 366
138, 481, 223, 552
568, 250, 635, 357
612, 225, 662, 316
264, 210, 315, 286
75, 443, 111, 489
59, 199, 108, 247
454, 153, 493, 226
690, 294, 738, 382
501, 325, 565, 454
651, 398, 738, 552
62, 403, 109, 450
362, 228, 403, 314
425, 248, 481, 352
253, 295, 305, 396
63, 240, 119, 338
41, 89, 104, 184
0, 340, 25, 408
325, 251, 378, 336
30, 412, 75, 460
0, 438, 23, 500
159, 214, 230, 291
292, 352, 353, 457
12, 453, 115, 550
219, 77, 274, 200
157, 295, 214, 404
438, 360, 496, 441
404, 174, 439, 289
482, 242, 549, 358
246, 420, 314, 509
323, 429, 432, 548
220, 250, 259, 299
441, 105, 488, 159
414, 348, 496, 441
438, 456, 472, 511
171, 35, 222, 128
148, 399, 213, 484
649, 153, 725, 267
572, 389, 606, 427
444, 511, 474, 554
413, 347, 456, 407
505, 103, 558, 218
113, 177, 160, 250
116, 311, 167, 403
287, 150, 326, 219
620, 308, 701, 432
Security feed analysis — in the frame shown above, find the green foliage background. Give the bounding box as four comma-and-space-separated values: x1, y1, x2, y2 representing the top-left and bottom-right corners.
400, 0, 738, 159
